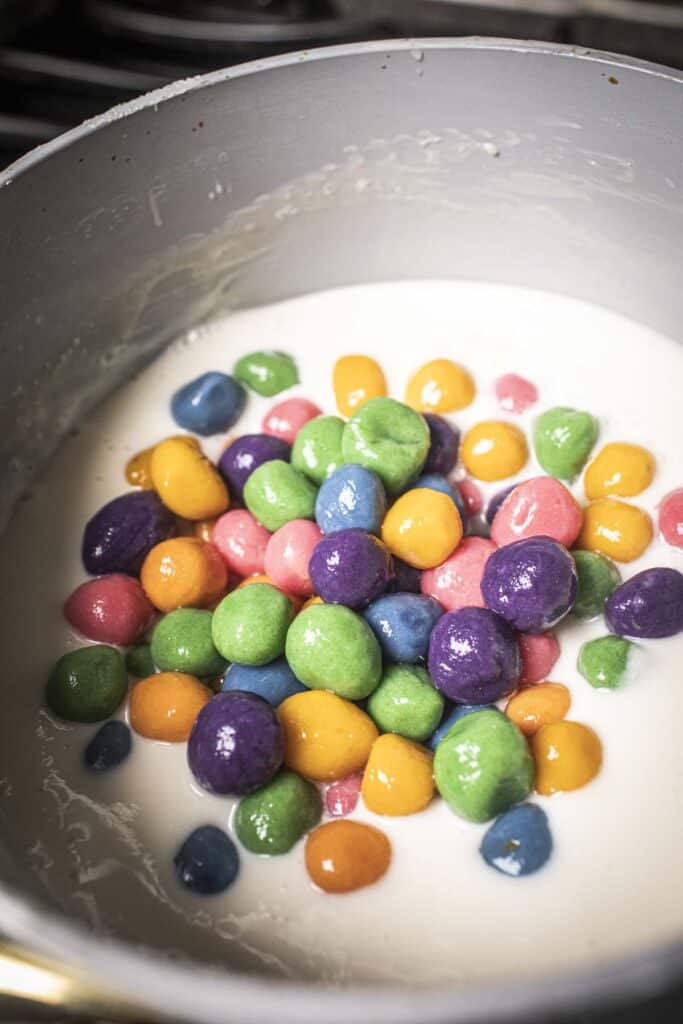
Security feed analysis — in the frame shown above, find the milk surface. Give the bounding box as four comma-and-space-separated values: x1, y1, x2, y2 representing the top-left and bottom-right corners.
0, 281, 681, 986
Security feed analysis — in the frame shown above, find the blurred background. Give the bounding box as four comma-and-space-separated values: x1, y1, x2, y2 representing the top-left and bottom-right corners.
2, 0, 682, 169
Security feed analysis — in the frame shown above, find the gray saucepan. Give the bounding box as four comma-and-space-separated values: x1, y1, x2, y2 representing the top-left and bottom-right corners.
0, 37, 681, 1024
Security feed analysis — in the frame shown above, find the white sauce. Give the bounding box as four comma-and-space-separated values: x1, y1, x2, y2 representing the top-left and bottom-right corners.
0, 281, 681, 986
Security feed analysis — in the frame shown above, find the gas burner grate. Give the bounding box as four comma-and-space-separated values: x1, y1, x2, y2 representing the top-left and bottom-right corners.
0, 0, 681, 168
82, 0, 386, 54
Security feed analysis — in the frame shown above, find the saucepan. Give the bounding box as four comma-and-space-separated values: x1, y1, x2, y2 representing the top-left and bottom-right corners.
0, 37, 682, 1023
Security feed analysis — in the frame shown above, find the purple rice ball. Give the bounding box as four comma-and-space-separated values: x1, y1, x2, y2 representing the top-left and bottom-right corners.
481, 536, 577, 634
428, 607, 521, 704
423, 414, 460, 476
218, 433, 291, 502
389, 557, 423, 594
187, 691, 283, 796
605, 567, 683, 639
82, 491, 175, 576
309, 528, 394, 609
486, 483, 520, 525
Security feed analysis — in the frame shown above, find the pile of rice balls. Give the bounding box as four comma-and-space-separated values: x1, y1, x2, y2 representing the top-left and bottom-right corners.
48, 350, 683, 895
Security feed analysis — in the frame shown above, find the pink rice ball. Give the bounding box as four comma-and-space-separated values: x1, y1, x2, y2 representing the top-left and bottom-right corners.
456, 477, 483, 517
490, 476, 582, 549
262, 398, 322, 445
264, 519, 322, 597
421, 537, 495, 612
495, 373, 539, 413
64, 574, 155, 646
518, 631, 560, 684
212, 509, 270, 578
659, 489, 683, 549
325, 773, 362, 817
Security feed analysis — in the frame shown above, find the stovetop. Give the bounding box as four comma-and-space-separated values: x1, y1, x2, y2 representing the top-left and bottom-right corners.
1, 0, 682, 168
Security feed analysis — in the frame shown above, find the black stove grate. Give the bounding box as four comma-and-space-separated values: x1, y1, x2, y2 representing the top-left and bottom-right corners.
0, 0, 388, 166
1, 0, 682, 168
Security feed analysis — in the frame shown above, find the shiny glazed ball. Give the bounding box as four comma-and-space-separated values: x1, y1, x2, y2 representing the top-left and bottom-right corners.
481, 536, 577, 633
187, 691, 284, 795
308, 529, 393, 609
427, 607, 520, 704
218, 433, 291, 501
82, 491, 175, 576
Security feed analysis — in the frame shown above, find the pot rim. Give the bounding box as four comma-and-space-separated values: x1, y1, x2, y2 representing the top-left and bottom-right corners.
0, 36, 682, 1022
1, 35, 682, 188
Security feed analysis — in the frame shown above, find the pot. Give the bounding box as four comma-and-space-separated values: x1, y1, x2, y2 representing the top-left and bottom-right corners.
0, 37, 682, 1023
